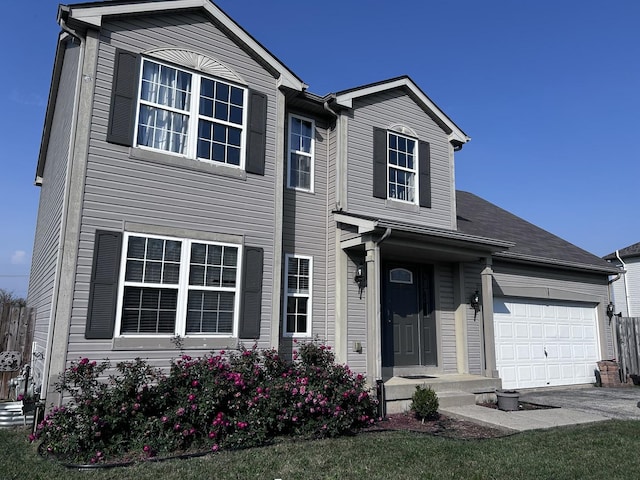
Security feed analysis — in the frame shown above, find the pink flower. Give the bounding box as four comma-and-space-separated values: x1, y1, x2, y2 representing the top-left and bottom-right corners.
192, 380, 200, 387
143, 445, 151, 453
188, 394, 196, 402
176, 407, 185, 416
212, 444, 219, 452
79, 357, 89, 365
161, 416, 168, 423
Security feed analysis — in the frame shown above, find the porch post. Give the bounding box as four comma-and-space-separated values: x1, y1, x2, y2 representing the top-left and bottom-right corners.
481, 257, 499, 378
365, 240, 382, 385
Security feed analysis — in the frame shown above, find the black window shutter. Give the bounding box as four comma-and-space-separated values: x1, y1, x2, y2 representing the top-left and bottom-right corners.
373, 127, 387, 199
246, 90, 268, 175
107, 49, 140, 146
418, 140, 431, 208
239, 246, 264, 339
85, 230, 123, 339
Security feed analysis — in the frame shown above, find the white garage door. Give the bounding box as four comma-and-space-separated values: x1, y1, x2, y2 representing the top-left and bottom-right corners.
494, 298, 600, 389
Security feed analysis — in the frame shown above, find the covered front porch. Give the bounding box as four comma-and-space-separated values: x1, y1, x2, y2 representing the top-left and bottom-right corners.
334, 213, 515, 395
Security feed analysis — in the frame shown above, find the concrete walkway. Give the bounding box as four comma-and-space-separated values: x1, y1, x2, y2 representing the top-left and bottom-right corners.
440, 386, 640, 432
440, 404, 608, 432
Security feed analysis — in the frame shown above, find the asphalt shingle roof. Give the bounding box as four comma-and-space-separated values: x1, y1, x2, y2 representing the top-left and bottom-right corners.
603, 242, 640, 261
456, 191, 616, 273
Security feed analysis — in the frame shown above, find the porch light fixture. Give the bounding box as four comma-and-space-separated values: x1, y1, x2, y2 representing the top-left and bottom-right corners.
470, 290, 481, 318
354, 263, 366, 299
606, 301, 621, 324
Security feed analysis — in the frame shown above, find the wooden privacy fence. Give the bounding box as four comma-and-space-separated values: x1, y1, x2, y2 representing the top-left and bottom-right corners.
0, 303, 34, 399
614, 316, 640, 382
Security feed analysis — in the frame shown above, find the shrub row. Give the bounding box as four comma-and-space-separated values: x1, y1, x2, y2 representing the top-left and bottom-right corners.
31, 342, 378, 464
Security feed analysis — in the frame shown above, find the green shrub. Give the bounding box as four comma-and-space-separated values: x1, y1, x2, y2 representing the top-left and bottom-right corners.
31, 342, 378, 464
410, 385, 439, 421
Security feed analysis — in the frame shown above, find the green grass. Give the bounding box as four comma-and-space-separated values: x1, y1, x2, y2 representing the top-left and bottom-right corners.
2, 421, 640, 479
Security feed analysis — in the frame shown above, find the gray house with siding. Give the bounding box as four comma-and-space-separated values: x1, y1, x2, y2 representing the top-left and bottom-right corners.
604, 243, 640, 317
27, 0, 620, 411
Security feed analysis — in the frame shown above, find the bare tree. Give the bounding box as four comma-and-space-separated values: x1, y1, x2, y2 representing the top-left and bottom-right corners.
0, 288, 26, 307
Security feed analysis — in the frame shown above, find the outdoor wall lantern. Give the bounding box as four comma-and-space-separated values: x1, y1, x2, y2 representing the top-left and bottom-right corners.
606, 301, 621, 324
354, 263, 366, 298
470, 290, 481, 314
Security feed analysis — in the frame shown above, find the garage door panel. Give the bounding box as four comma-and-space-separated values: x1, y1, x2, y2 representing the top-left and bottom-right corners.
499, 344, 516, 361
530, 323, 543, 338
494, 298, 599, 389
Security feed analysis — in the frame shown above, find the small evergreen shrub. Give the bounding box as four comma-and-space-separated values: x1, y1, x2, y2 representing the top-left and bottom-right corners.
410, 385, 439, 421
31, 342, 378, 464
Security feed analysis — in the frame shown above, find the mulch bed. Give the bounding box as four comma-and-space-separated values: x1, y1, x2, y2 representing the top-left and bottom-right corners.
366, 413, 508, 439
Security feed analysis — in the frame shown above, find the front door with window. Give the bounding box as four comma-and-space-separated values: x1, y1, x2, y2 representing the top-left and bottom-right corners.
382, 264, 436, 367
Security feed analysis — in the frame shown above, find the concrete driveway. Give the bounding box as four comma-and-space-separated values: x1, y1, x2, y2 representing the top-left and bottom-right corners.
520, 386, 640, 420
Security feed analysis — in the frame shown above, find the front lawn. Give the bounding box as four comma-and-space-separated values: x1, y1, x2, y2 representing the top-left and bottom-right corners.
2, 420, 639, 479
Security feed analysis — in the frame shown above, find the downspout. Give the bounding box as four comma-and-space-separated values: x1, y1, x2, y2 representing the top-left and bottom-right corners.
375, 227, 392, 246
324, 97, 341, 209
40, 12, 86, 406
323, 100, 338, 343
615, 250, 631, 316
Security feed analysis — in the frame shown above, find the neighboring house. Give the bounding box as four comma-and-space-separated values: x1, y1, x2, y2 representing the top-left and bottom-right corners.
604, 243, 640, 317
27, 0, 620, 409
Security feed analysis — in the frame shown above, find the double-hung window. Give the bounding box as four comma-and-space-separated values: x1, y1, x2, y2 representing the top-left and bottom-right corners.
118, 233, 241, 336
287, 115, 314, 191
284, 254, 312, 336
387, 132, 417, 203
136, 58, 247, 167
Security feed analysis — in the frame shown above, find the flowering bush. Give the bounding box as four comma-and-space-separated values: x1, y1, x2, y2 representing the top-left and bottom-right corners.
31, 342, 378, 464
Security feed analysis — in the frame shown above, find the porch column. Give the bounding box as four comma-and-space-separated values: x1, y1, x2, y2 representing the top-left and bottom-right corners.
365, 240, 382, 385
481, 258, 499, 378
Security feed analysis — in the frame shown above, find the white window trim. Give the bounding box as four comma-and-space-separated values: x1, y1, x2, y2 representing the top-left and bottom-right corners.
134, 57, 248, 170
387, 131, 419, 205
287, 114, 315, 192
114, 232, 243, 339
283, 254, 313, 337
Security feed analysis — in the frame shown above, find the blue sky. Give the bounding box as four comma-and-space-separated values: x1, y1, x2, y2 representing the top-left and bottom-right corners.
1, 0, 639, 298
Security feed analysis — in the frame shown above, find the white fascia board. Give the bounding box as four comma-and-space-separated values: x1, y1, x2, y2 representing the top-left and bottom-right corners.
335, 77, 469, 144
65, 0, 306, 92
333, 213, 377, 234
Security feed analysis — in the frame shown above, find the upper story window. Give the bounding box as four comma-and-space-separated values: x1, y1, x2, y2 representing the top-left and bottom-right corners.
116, 233, 241, 337
387, 132, 417, 204
284, 254, 312, 336
373, 127, 431, 208
136, 58, 247, 167
287, 115, 315, 191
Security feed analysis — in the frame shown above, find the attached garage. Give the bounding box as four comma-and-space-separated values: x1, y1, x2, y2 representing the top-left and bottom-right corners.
493, 298, 600, 389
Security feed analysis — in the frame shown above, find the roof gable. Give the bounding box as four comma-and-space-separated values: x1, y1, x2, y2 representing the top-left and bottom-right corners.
456, 191, 618, 274
59, 0, 306, 90
333, 76, 469, 146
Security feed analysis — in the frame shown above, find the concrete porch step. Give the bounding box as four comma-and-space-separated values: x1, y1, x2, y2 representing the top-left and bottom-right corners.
437, 391, 477, 409
382, 374, 502, 415
385, 390, 477, 415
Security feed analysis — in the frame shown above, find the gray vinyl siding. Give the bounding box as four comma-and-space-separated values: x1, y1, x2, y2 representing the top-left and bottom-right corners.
346, 254, 367, 373
345, 90, 454, 228
26, 41, 80, 386
64, 12, 281, 368
435, 263, 457, 373
282, 115, 329, 344
610, 272, 628, 316
463, 263, 484, 375
613, 259, 640, 317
